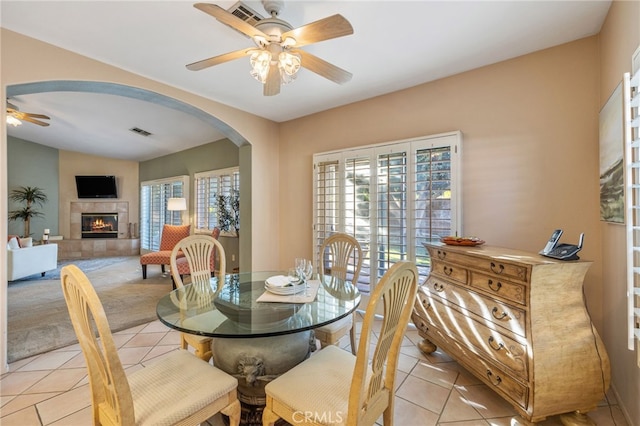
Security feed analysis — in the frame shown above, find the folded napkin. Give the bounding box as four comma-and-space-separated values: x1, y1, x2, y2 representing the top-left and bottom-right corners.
257, 280, 321, 303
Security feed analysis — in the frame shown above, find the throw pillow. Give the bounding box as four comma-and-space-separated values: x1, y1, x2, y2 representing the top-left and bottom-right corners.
7, 237, 20, 250
7, 235, 21, 248
19, 237, 33, 247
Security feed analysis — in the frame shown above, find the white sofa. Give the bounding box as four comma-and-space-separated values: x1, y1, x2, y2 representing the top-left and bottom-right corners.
7, 243, 58, 281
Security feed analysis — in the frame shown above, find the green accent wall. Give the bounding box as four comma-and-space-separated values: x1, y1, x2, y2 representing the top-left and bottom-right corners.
139, 138, 244, 271
7, 136, 59, 238
139, 139, 239, 181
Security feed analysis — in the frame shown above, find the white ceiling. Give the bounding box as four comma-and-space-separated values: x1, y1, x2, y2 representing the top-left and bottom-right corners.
2, 0, 612, 161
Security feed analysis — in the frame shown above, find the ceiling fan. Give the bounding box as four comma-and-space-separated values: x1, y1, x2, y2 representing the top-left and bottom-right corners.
187, 1, 354, 96
6, 100, 50, 127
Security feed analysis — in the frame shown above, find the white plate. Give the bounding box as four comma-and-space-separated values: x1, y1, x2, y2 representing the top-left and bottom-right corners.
264, 282, 307, 295
265, 275, 300, 288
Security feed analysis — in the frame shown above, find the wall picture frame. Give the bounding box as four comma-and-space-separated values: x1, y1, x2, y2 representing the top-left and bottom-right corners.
599, 82, 624, 224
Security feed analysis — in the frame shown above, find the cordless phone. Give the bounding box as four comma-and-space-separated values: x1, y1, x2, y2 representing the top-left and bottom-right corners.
540, 229, 563, 255
540, 231, 584, 261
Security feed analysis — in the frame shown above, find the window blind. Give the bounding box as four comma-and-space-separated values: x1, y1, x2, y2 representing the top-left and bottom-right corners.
313, 132, 462, 293
140, 176, 188, 251
624, 67, 640, 366
194, 168, 240, 233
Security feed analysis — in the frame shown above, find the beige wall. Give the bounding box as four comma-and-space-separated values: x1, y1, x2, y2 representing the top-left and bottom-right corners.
599, 1, 640, 424
58, 151, 139, 238
276, 3, 640, 423
280, 36, 602, 316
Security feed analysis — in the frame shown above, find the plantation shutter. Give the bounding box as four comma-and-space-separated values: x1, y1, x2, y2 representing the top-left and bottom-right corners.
140, 176, 187, 251
376, 151, 408, 281
344, 156, 372, 286
313, 131, 462, 293
194, 168, 240, 233
314, 160, 340, 259
624, 65, 640, 366
414, 146, 454, 277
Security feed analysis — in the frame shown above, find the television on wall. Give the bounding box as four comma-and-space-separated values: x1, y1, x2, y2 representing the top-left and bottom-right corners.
75, 175, 118, 199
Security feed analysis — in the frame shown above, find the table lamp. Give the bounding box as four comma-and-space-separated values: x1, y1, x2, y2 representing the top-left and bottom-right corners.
167, 197, 187, 225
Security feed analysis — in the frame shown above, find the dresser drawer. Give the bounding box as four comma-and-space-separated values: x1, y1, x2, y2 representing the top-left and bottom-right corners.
413, 319, 529, 411
422, 278, 527, 338
429, 247, 529, 284
417, 295, 529, 379
430, 260, 468, 284
469, 272, 527, 306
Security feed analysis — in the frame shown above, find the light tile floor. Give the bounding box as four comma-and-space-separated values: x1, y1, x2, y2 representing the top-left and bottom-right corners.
1, 314, 629, 426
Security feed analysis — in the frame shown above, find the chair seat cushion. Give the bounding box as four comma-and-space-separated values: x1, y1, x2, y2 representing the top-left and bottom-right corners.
129, 349, 237, 425
265, 345, 359, 425
139, 251, 172, 265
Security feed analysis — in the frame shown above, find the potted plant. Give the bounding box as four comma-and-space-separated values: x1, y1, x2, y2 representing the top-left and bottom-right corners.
8, 186, 48, 237
217, 189, 239, 236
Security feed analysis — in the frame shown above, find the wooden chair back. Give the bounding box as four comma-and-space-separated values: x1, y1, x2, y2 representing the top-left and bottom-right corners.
319, 233, 363, 283
60, 264, 135, 425
170, 234, 227, 299
349, 261, 419, 425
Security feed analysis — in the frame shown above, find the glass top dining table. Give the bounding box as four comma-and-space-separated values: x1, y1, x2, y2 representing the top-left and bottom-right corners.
156, 271, 361, 338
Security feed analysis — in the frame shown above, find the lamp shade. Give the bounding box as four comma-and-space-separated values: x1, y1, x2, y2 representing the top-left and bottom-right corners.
167, 197, 187, 211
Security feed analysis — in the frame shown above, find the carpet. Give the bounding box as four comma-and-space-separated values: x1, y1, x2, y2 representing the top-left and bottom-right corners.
9, 256, 133, 282
7, 256, 174, 363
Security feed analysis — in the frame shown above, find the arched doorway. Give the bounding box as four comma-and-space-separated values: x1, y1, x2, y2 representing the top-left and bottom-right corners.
4, 81, 252, 366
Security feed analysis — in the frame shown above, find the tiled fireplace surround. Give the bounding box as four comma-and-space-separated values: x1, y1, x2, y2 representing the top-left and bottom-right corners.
56, 201, 139, 260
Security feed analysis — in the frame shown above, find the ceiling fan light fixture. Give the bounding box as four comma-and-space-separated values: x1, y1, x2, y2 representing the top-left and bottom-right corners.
6, 115, 22, 127
250, 50, 272, 83
279, 51, 301, 76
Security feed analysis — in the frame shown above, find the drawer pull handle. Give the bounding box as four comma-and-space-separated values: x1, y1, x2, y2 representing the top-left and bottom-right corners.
488, 279, 502, 292
433, 283, 445, 292
437, 250, 446, 260
444, 266, 453, 276
486, 370, 502, 387
491, 307, 508, 320
422, 300, 432, 309
490, 262, 505, 274
488, 336, 506, 352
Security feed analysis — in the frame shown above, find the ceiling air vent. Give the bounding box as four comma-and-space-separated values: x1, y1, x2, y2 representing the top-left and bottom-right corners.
227, 1, 264, 34
129, 127, 152, 137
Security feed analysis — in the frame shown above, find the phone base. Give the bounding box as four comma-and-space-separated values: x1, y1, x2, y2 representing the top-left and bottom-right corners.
541, 252, 580, 261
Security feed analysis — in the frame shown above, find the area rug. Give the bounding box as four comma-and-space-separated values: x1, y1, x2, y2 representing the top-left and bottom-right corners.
9, 256, 133, 282
7, 256, 174, 363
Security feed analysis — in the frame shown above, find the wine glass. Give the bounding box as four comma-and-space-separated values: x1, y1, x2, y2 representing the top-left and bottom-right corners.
295, 258, 307, 282
287, 267, 299, 285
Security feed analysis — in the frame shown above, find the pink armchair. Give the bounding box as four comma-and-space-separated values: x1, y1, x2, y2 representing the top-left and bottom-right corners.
140, 224, 191, 279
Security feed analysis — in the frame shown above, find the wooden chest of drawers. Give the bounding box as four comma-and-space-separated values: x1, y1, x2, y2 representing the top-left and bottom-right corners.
411, 243, 610, 424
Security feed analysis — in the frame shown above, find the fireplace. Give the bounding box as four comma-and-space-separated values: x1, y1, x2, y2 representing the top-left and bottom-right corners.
81, 213, 118, 239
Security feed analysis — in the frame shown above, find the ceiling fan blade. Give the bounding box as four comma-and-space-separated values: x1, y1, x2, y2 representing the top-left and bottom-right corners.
264, 63, 281, 96
194, 3, 268, 40
282, 14, 353, 48
24, 112, 51, 120
20, 115, 50, 127
294, 49, 352, 84
187, 48, 254, 71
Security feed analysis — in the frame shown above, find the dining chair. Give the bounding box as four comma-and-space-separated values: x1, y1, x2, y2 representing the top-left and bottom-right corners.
60, 264, 241, 426
262, 261, 419, 426
314, 232, 363, 354
170, 233, 227, 362
139, 224, 191, 279
174, 227, 221, 280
